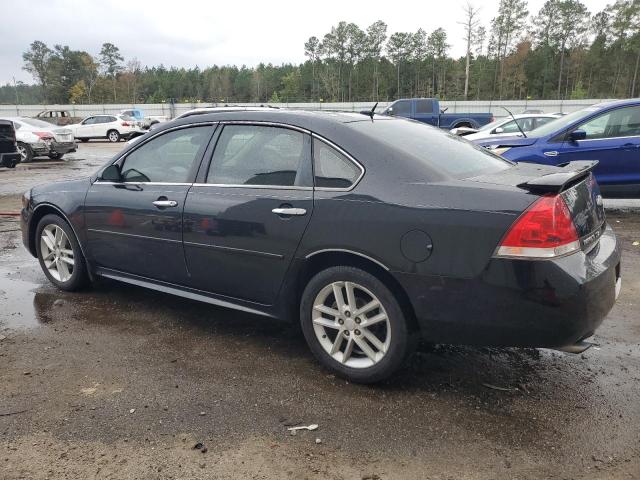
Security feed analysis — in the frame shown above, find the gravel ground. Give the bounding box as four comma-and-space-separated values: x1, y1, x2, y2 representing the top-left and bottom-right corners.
0, 143, 639, 479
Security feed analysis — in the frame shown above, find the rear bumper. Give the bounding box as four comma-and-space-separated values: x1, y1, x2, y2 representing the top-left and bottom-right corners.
396, 225, 621, 348
51, 142, 76, 154
0, 152, 20, 168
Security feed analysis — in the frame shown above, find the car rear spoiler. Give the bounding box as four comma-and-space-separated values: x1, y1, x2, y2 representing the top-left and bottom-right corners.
517, 160, 599, 194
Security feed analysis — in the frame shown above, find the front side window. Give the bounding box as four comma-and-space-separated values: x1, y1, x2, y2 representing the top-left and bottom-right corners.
207, 125, 311, 187
83, 117, 95, 125
499, 118, 534, 133
120, 126, 214, 183
576, 106, 640, 139
390, 101, 411, 117
313, 138, 361, 189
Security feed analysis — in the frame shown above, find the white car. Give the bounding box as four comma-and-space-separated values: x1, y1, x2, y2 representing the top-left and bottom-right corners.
0, 117, 76, 163
453, 114, 561, 141
69, 114, 144, 143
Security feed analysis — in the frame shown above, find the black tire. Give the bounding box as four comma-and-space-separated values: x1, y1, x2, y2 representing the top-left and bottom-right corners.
35, 214, 90, 291
48, 152, 64, 160
107, 130, 121, 142
80, 138, 89, 143
300, 266, 416, 383
17, 142, 34, 163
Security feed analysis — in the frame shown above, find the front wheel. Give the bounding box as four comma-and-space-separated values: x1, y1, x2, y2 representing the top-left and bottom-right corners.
300, 266, 415, 383
107, 130, 121, 142
35, 214, 90, 291
17, 143, 34, 163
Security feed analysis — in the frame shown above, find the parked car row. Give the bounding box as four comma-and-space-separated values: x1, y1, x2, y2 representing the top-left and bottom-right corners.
0, 117, 77, 163
470, 99, 640, 198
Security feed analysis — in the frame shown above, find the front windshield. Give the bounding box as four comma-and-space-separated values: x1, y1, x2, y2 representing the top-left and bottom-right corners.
20, 118, 54, 129
526, 106, 604, 138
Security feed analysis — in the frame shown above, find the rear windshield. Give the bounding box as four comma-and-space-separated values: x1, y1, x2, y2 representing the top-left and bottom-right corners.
351, 119, 511, 179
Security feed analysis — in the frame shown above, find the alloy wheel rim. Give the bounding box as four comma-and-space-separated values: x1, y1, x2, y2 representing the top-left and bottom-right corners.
40, 224, 74, 282
17, 145, 27, 161
312, 281, 391, 369
109, 132, 118, 141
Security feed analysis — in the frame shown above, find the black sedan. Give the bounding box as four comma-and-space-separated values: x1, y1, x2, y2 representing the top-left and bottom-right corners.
20, 110, 622, 383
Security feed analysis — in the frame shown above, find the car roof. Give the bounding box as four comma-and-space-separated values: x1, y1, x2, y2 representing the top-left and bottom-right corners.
177, 105, 280, 119
591, 98, 640, 109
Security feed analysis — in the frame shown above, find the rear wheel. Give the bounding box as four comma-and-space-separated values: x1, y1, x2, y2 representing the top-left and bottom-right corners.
80, 138, 89, 143
300, 266, 415, 383
35, 214, 89, 291
48, 152, 64, 160
107, 130, 120, 142
17, 142, 33, 163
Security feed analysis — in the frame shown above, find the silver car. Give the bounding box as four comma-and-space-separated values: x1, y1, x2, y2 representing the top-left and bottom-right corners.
1, 117, 76, 163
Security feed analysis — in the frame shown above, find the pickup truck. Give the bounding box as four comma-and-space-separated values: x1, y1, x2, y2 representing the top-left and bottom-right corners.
471, 99, 640, 197
120, 108, 169, 130
381, 98, 494, 130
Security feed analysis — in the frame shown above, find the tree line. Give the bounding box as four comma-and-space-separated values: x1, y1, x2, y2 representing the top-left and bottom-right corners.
2, 0, 639, 105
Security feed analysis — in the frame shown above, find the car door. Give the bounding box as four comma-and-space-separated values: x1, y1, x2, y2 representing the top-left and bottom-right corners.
556, 105, 640, 185
84, 124, 216, 283
74, 116, 96, 138
182, 123, 313, 305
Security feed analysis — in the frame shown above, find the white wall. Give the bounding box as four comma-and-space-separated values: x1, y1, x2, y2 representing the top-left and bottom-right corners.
0, 99, 614, 119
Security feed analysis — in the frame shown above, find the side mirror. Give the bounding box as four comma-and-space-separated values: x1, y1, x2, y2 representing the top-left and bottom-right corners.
569, 129, 587, 142
385, 107, 393, 116
494, 127, 505, 134
101, 164, 122, 182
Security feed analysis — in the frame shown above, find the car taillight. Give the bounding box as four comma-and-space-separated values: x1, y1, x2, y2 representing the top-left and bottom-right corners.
34, 131, 54, 140
495, 194, 580, 259
122, 122, 130, 127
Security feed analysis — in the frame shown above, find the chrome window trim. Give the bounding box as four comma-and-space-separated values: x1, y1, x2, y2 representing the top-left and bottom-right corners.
192, 183, 313, 191
574, 133, 640, 143
311, 133, 365, 192
93, 181, 193, 186
217, 120, 311, 134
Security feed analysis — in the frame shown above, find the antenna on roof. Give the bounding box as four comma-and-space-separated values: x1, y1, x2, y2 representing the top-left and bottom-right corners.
368, 102, 378, 120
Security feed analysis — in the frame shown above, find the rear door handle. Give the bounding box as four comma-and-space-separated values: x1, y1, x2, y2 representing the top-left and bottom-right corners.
153, 200, 178, 208
544, 151, 559, 157
272, 207, 307, 216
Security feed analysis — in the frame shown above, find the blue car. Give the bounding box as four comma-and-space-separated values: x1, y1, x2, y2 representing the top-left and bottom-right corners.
472, 99, 640, 197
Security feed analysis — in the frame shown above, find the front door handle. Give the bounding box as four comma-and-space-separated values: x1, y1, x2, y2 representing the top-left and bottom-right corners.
272, 207, 307, 216
544, 151, 559, 157
153, 200, 178, 208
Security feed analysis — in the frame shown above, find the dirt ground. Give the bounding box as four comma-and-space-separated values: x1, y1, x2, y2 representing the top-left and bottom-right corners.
1, 143, 639, 479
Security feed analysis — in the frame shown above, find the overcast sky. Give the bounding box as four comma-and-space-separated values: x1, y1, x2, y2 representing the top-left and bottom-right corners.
2, 0, 611, 85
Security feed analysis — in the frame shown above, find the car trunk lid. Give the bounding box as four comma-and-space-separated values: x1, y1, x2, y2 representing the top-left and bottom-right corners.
53, 128, 74, 143
470, 161, 606, 252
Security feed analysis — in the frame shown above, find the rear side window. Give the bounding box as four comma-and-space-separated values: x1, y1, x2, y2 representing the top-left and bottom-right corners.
313, 139, 361, 189
415, 100, 433, 114
351, 120, 510, 179
207, 125, 311, 187
120, 125, 214, 183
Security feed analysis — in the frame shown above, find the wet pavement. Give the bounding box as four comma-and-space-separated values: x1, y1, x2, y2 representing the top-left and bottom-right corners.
1, 144, 639, 479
